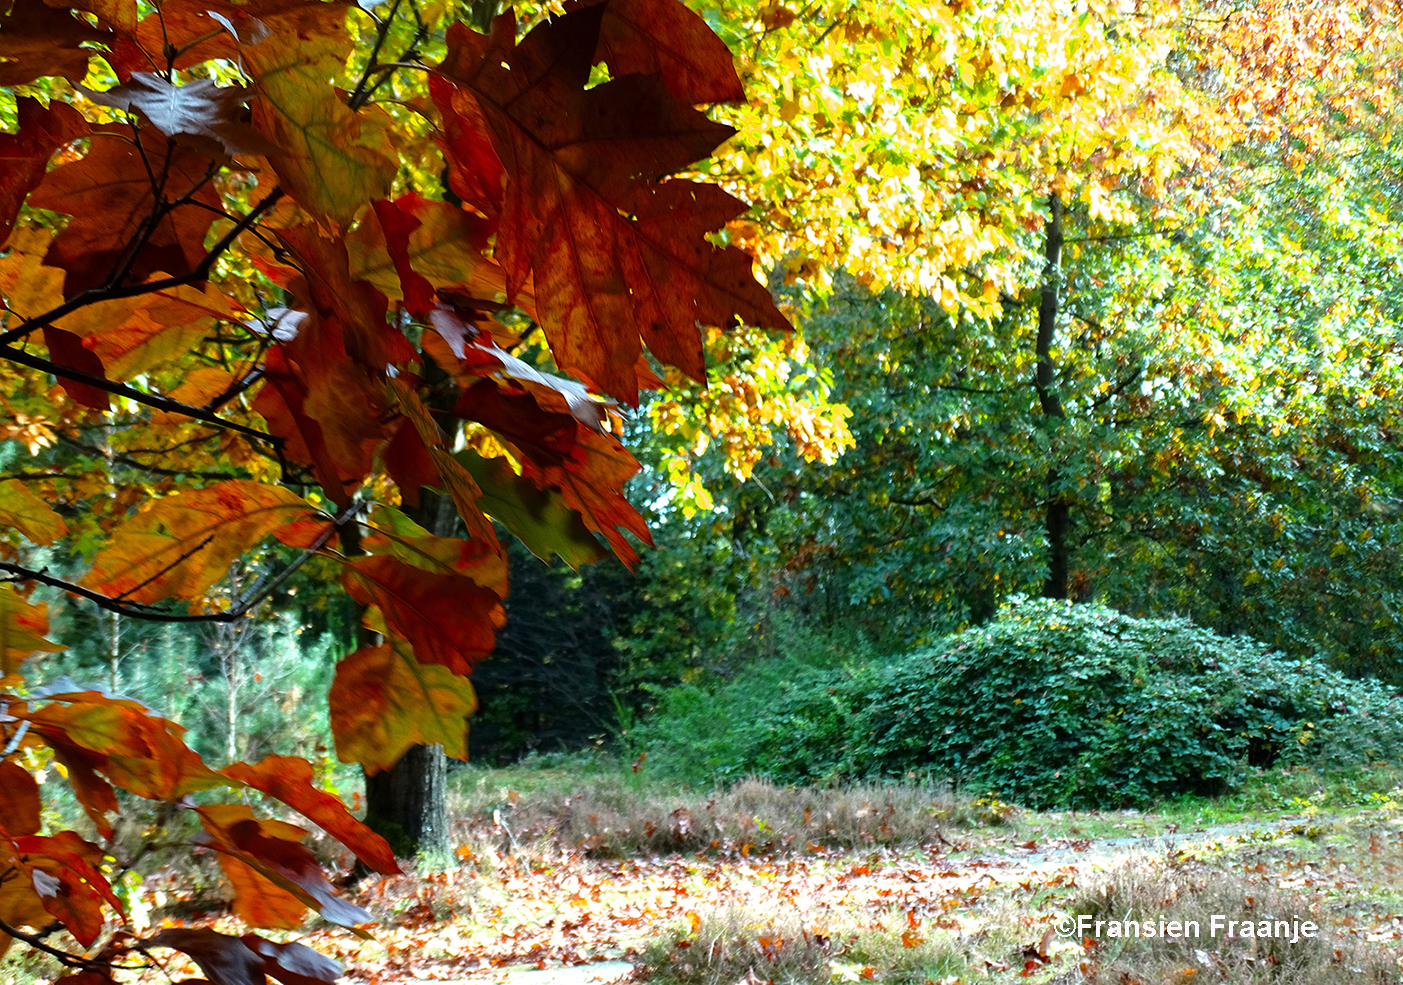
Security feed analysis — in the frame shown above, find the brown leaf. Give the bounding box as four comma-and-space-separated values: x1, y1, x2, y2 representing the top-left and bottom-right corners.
346, 193, 503, 310
438, 4, 790, 403
43, 0, 134, 31
42, 326, 109, 410
222, 755, 400, 875
342, 556, 505, 675
85, 73, 282, 159
252, 343, 384, 509
146, 927, 271, 985
0, 97, 87, 245
275, 224, 414, 371
0, 0, 109, 86
328, 640, 476, 773
361, 504, 507, 591
589, 0, 745, 103
0, 762, 41, 835
452, 381, 649, 566
216, 854, 309, 930
27, 126, 222, 298
429, 74, 504, 218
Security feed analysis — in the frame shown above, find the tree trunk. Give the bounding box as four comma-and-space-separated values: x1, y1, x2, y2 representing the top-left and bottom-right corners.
358, 488, 458, 861
363, 744, 450, 859
1035, 193, 1070, 600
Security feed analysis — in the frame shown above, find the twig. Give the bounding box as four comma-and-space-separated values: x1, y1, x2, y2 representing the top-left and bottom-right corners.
0, 187, 284, 346
0, 344, 282, 447
0, 501, 355, 624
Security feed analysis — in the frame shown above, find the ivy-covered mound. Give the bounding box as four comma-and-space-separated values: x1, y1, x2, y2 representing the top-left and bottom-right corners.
847, 598, 1403, 807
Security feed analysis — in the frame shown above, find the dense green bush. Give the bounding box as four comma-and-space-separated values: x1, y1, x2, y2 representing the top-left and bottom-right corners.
640, 598, 1403, 808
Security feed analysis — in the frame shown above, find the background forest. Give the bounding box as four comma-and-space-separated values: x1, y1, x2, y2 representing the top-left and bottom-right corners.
8, 0, 1403, 780
11, 0, 1403, 983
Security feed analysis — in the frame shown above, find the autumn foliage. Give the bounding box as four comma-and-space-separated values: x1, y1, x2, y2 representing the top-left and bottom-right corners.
0, 0, 782, 974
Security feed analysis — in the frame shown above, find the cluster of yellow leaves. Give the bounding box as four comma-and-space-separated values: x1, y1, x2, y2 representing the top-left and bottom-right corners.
648, 327, 853, 513
704, 0, 1198, 308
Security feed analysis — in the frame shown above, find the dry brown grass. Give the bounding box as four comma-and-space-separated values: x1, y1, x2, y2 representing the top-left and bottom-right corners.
1067, 857, 1402, 984
449, 775, 977, 856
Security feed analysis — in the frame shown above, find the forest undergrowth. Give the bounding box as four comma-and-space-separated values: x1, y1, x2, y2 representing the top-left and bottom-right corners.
7, 765, 1403, 985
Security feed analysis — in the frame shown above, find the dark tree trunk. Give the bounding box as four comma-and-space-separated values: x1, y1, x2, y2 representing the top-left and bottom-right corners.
363, 744, 450, 859
359, 489, 458, 860
1035, 193, 1070, 600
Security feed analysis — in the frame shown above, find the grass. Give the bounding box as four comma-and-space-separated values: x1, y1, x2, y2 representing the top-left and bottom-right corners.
448, 759, 986, 857
1066, 859, 1401, 984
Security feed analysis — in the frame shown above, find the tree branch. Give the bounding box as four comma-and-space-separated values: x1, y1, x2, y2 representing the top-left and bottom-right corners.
0, 345, 280, 446
0, 917, 103, 970
0, 502, 355, 623
0, 187, 284, 346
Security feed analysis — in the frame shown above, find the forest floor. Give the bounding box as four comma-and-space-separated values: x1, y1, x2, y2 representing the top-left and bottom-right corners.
297, 776, 1403, 985
10, 775, 1403, 985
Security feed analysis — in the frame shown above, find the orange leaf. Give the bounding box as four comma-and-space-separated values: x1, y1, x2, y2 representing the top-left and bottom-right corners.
80, 481, 320, 604
0, 762, 41, 836
22, 690, 225, 807
223, 754, 400, 875
328, 640, 476, 773
195, 804, 372, 929
12, 831, 122, 946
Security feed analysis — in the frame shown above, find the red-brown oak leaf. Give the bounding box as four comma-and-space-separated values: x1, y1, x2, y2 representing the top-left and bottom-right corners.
0, 98, 87, 245
0, 0, 110, 87
27, 126, 222, 298
342, 556, 505, 675
437, 2, 790, 403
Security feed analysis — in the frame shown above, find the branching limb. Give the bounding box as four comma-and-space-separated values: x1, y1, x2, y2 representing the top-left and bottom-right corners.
0, 501, 356, 623
0, 344, 282, 447
0, 917, 105, 971
0, 187, 284, 347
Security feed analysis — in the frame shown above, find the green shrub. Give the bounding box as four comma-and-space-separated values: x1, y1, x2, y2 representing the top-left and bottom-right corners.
637, 597, 1403, 808
847, 597, 1403, 807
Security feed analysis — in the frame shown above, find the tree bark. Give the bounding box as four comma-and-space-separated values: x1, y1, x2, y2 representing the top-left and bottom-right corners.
358, 488, 458, 861
363, 743, 449, 858
1035, 193, 1070, 600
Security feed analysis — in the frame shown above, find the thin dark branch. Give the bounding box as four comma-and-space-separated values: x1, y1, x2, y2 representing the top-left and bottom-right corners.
1088, 365, 1144, 410
205, 368, 264, 413
0, 344, 281, 447
348, 0, 404, 110
0, 503, 354, 623
0, 187, 284, 346
0, 917, 102, 970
